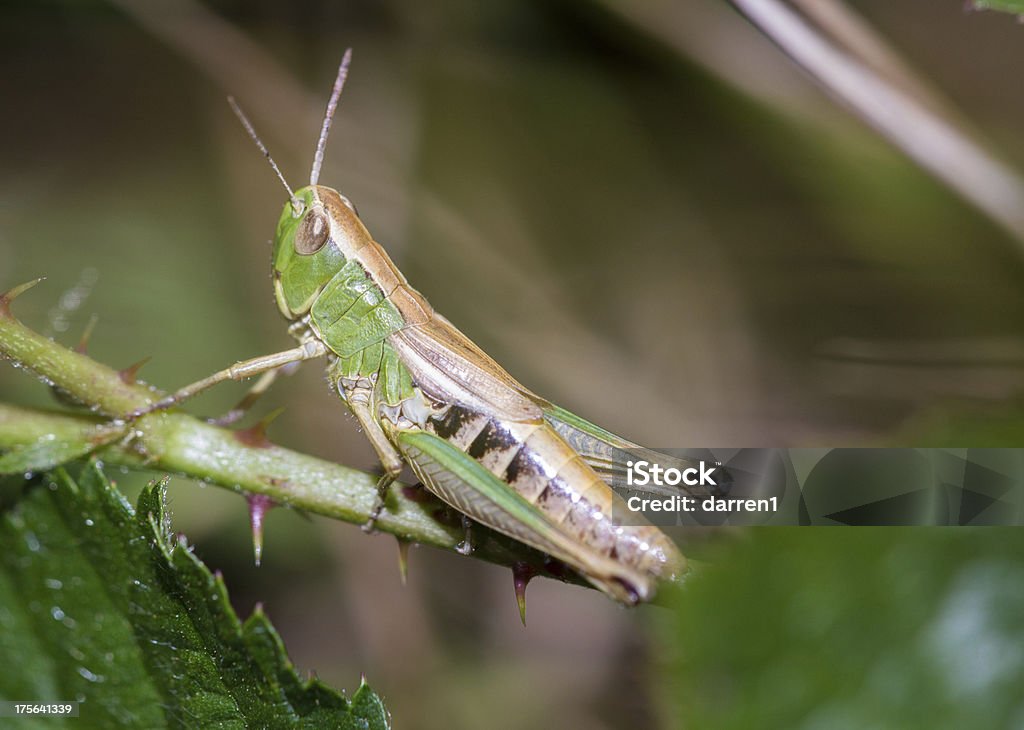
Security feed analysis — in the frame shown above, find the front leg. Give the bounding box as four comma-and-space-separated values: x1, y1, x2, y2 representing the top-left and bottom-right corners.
343, 381, 405, 532
126, 340, 327, 419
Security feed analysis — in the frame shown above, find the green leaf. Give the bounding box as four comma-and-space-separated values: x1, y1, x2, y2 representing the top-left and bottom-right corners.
656, 530, 1024, 729
0, 463, 390, 730
0, 436, 102, 475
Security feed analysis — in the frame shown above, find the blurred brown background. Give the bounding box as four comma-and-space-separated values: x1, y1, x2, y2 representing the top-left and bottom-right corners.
3, 1, 1024, 727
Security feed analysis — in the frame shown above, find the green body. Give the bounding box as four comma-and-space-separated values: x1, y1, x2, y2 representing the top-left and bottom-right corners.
111, 60, 711, 605
267, 183, 698, 605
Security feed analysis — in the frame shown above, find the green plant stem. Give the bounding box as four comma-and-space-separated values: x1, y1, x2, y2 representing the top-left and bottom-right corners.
0, 287, 587, 589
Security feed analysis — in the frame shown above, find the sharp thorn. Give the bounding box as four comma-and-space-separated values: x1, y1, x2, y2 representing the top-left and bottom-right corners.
247, 493, 276, 567
215, 389, 285, 427
118, 356, 152, 385
512, 562, 535, 627
233, 407, 284, 448
259, 405, 286, 429
396, 538, 411, 585
0, 277, 45, 318
75, 313, 100, 354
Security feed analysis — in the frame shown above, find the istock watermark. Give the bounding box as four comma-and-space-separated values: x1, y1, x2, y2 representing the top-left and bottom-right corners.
611, 448, 1024, 527
622, 458, 774, 516
611, 448, 793, 526
619, 454, 782, 524
626, 459, 719, 488
624, 493, 778, 515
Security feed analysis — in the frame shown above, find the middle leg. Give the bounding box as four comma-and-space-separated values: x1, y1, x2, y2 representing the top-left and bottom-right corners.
343, 381, 405, 532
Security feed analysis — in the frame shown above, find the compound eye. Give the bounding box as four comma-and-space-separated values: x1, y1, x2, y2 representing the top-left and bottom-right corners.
294, 208, 330, 254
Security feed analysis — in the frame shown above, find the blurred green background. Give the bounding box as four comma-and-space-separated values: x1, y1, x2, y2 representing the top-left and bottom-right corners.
4, 1, 1024, 727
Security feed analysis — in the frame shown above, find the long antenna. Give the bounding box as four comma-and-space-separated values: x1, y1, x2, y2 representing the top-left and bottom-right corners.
309, 48, 352, 186
227, 96, 302, 213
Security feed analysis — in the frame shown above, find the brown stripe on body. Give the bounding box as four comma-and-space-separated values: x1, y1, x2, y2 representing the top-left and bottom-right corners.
553, 451, 679, 576
500, 438, 553, 503
428, 405, 489, 451
353, 239, 432, 325
425, 406, 683, 579
318, 187, 433, 326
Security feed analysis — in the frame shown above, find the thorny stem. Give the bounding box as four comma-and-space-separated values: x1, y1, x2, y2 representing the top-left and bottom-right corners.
0, 284, 590, 592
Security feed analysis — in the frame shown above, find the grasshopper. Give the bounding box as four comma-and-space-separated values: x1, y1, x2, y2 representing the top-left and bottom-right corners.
132, 51, 720, 606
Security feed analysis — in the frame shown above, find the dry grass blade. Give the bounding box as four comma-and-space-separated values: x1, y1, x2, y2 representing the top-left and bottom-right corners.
732, 0, 1024, 250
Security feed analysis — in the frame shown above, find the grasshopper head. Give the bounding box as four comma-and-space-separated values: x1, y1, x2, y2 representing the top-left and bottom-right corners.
272, 184, 368, 320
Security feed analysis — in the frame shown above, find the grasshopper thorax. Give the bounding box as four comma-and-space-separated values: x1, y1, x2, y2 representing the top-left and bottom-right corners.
272, 184, 368, 320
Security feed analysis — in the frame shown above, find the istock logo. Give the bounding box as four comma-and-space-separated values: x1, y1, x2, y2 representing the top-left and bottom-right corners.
626, 459, 718, 488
